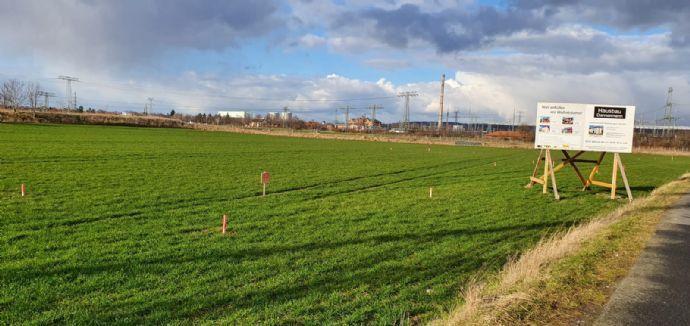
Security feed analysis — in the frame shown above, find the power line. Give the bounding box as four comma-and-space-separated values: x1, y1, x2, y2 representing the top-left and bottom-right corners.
51, 93, 354, 114
7, 74, 405, 118
75, 79, 397, 103
12, 73, 400, 105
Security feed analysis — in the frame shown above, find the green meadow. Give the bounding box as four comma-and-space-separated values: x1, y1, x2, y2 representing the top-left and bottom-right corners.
1, 123, 688, 324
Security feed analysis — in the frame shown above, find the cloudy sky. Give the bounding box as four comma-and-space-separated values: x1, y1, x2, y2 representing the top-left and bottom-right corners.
1, 0, 689, 125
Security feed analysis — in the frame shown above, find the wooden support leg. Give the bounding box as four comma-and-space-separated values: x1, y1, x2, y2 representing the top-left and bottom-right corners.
543, 150, 550, 194
526, 149, 544, 188
570, 151, 587, 161
616, 153, 633, 202
549, 151, 560, 200
526, 150, 630, 202
611, 153, 619, 200
584, 152, 606, 191
562, 150, 587, 187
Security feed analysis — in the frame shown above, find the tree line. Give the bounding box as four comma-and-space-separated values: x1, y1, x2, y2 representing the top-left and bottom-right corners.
1, 78, 43, 109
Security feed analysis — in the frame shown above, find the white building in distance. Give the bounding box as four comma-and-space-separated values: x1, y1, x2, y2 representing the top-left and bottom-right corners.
218, 111, 250, 119
266, 112, 292, 120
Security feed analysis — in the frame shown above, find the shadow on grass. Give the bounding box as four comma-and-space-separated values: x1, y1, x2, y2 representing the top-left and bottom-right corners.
6, 219, 576, 323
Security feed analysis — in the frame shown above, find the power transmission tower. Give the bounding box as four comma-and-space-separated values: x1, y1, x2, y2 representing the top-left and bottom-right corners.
369, 104, 382, 122
369, 104, 382, 129
58, 75, 79, 109
437, 74, 445, 130
145, 97, 153, 115
445, 110, 450, 129
397, 91, 418, 131
343, 105, 351, 130
512, 107, 517, 131
660, 87, 678, 137
37, 91, 56, 110
468, 107, 476, 132
282, 106, 289, 128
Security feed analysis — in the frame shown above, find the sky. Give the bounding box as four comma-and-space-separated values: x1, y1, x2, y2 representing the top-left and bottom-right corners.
0, 0, 689, 125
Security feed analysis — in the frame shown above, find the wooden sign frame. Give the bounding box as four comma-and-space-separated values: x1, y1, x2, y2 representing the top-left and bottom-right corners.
526, 149, 632, 202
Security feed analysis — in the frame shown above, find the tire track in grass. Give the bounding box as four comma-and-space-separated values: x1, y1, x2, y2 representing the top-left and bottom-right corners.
1, 221, 566, 284
179, 227, 555, 322
287, 154, 524, 202
10, 154, 513, 230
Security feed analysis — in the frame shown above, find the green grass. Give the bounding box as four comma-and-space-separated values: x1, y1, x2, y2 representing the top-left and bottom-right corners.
1, 123, 688, 324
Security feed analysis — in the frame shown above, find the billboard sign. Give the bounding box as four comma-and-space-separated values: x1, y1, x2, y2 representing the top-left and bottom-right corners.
534, 102, 635, 153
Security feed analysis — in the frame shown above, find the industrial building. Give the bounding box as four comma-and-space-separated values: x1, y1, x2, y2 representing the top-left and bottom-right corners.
266, 112, 292, 120
218, 111, 250, 119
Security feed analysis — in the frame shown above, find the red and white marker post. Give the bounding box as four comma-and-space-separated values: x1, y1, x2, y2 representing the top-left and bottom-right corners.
21, 183, 26, 197
261, 171, 270, 196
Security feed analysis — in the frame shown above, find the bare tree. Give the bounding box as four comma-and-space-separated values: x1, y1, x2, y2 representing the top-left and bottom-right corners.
25, 82, 41, 109
1, 79, 26, 110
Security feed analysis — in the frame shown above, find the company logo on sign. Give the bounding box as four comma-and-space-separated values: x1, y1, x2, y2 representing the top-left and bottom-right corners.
594, 106, 626, 119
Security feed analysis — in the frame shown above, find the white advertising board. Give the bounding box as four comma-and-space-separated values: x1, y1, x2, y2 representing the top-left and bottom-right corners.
534, 102, 635, 153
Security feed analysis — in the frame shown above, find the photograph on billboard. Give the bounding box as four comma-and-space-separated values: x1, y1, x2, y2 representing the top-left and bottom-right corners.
534, 102, 636, 153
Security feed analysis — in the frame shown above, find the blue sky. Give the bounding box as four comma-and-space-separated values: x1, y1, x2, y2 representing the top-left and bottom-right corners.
0, 0, 689, 125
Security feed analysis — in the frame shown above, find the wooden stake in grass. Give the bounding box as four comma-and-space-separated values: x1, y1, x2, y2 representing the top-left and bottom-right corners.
429, 187, 433, 198
261, 171, 270, 196
21, 183, 26, 197
221, 214, 228, 234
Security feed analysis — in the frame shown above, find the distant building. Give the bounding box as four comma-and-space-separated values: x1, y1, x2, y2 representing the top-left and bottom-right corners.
343, 116, 381, 130
218, 111, 250, 119
266, 112, 292, 120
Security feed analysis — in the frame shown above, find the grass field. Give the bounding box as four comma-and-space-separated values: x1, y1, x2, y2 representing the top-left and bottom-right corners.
1, 124, 688, 324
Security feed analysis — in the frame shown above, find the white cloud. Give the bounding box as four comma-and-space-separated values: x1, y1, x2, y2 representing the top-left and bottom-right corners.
1, 1, 689, 126
297, 34, 327, 47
